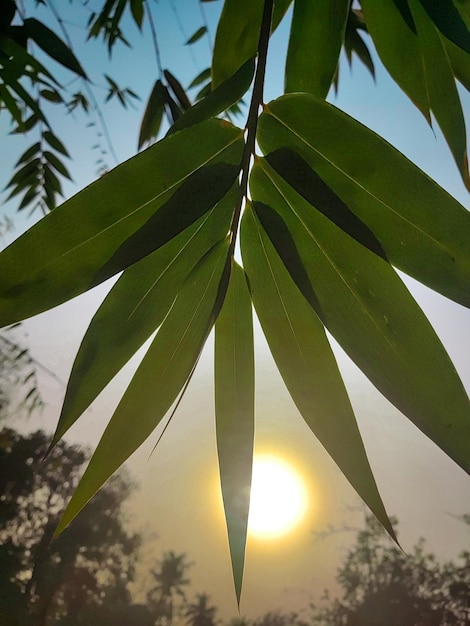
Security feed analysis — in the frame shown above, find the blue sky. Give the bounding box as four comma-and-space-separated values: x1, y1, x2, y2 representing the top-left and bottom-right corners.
2, 1, 470, 618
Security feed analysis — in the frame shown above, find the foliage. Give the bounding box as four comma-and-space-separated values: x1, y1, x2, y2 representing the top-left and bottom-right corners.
0, 0, 469, 605
0, 428, 141, 625
312, 515, 470, 626
0, 328, 42, 419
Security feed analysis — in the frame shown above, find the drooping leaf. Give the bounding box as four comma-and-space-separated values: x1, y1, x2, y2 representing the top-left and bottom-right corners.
409, 0, 469, 189
43, 131, 69, 157
44, 151, 72, 180
164, 70, 192, 110
56, 239, 230, 534
272, 0, 294, 31
15, 143, 41, 167
138, 79, 166, 149
52, 185, 238, 446
361, 0, 431, 121
188, 67, 212, 89
250, 159, 470, 476
240, 203, 394, 538
258, 94, 470, 307
23, 18, 87, 78
212, 0, 263, 87
418, 0, 470, 53
215, 261, 254, 605
186, 26, 207, 45
285, 0, 349, 98
0, 119, 244, 327
130, 0, 145, 28
170, 60, 254, 134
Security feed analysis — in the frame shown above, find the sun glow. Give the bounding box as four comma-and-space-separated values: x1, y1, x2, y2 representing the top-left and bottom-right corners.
248, 455, 307, 539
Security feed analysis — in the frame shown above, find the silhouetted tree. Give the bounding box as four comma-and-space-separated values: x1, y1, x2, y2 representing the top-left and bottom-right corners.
185, 593, 218, 626
147, 551, 192, 626
312, 515, 470, 626
0, 428, 144, 626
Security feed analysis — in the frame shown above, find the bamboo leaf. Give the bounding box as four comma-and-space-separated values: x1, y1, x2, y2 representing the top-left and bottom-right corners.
170, 60, 254, 134
0, 119, 244, 327
164, 70, 192, 110
138, 79, 166, 149
53, 185, 238, 446
23, 18, 87, 78
215, 261, 254, 605
56, 239, 230, 534
285, 0, 349, 98
250, 159, 470, 476
418, 0, 470, 53
272, 0, 294, 31
186, 26, 207, 45
258, 94, 470, 307
240, 203, 395, 538
409, 0, 470, 189
212, 0, 263, 87
361, 0, 431, 121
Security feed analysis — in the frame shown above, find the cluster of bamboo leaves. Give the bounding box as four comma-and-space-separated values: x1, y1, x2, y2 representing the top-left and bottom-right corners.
1, 0, 470, 604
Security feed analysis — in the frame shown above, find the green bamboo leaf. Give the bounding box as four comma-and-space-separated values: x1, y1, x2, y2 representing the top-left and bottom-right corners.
240, 204, 394, 538
272, 0, 293, 31
52, 185, 238, 446
164, 70, 192, 110
170, 60, 254, 134
212, 0, 263, 88
361, 0, 431, 121
55, 239, 230, 534
215, 261, 254, 605
23, 18, 87, 78
258, 94, 470, 307
445, 35, 470, 90
138, 79, 166, 149
130, 0, 144, 28
43, 131, 69, 157
188, 67, 212, 89
0, 84, 23, 126
409, 0, 470, 189
0, 119, 244, 327
250, 160, 470, 476
285, 0, 349, 98
15, 143, 41, 167
186, 26, 207, 45
44, 151, 72, 180
418, 0, 470, 53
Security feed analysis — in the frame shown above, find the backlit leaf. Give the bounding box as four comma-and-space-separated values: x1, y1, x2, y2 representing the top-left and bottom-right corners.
53, 185, 238, 446
361, 0, 431, 121
241, 203, 394, 538
215, 261, 254, 605
258, 94, 470, 307
285, 0, 349, 98
212, 0, 263, 87
409, 0, 469, 189
170, 60, 254, 134
56, 239, 230, 534
0, 119, 244, 327
250, 159, 470, 475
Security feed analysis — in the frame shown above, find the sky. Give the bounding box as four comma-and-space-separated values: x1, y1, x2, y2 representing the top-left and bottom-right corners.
2, 0, 470, 620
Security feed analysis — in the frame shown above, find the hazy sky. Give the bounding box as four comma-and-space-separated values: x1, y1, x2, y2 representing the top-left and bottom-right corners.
2, 1, 470, 619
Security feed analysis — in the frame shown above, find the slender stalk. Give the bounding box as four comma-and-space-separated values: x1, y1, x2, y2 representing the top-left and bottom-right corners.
46, 0, 119, 164
228, 0, 274, 255
145, 0, 175, 127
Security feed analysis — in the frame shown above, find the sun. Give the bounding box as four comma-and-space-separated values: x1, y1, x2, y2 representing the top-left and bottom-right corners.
248, 455, 307, 539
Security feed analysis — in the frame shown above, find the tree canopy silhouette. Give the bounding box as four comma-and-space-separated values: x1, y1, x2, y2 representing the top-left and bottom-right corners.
0, 428, 141, 626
